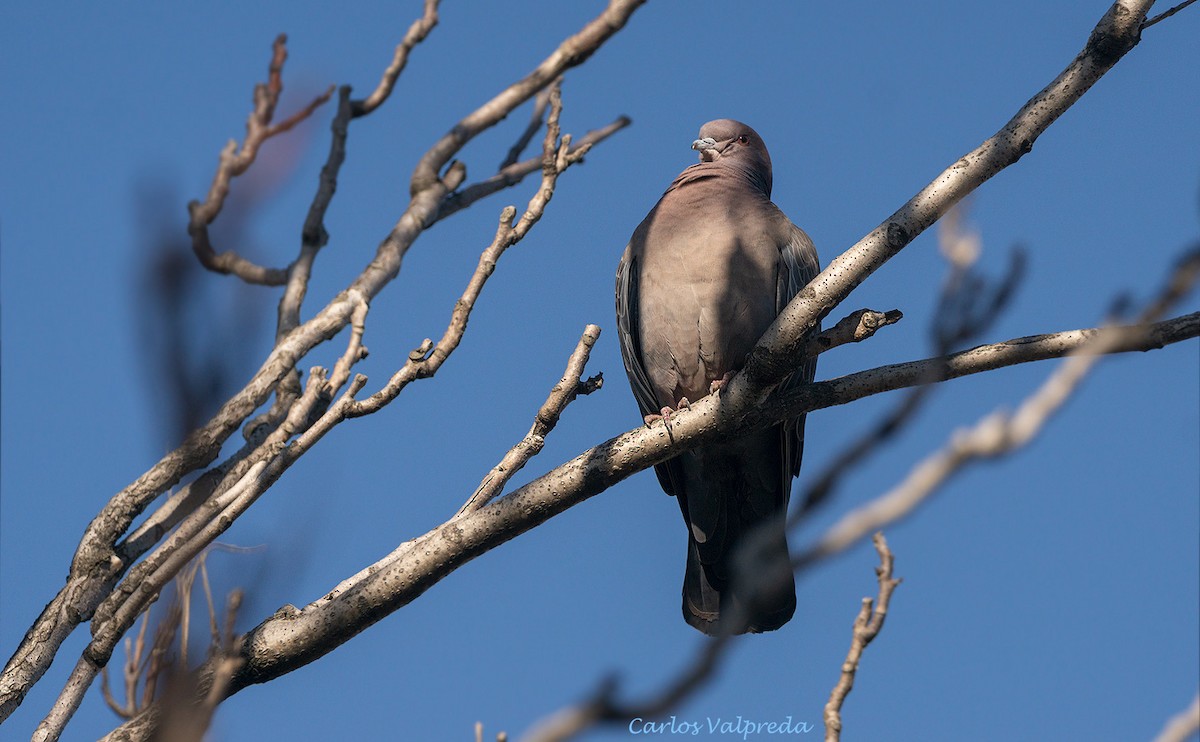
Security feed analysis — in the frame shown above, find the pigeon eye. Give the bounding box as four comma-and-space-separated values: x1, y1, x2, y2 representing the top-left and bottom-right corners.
736, 135, 749, 145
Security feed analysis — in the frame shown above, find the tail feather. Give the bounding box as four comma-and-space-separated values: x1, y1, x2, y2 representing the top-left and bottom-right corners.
682, 520, 796, 636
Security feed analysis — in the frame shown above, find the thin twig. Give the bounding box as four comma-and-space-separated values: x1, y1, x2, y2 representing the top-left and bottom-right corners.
500, 87, 553, 169
1142, 0, 1197, 28
352, 0, 440, 116
458, 324, 604, 516
347, 81, 593, 417
188, 35, 334, 286
795, 249, 1200, 572
278, 86, 354, 340
823, 533, 902, 742
436, 115, 630, 223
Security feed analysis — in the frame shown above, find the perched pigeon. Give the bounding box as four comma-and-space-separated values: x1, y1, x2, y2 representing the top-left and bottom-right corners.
616, 119, 819, 635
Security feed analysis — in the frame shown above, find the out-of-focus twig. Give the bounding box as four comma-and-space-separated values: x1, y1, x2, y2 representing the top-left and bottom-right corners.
796, 207, 1022, 518
500, 87, 552, 170
796, 247, 1200, 571
1152, 692, 1200, 742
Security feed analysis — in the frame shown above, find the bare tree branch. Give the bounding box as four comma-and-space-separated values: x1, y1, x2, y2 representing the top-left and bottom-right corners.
188, 35, 334, 286
345, 82, 595, 417
459, 324, 604, 516
5, 3, 1191, 739
435, 115, 632, 223
795, 250, 1199, 572
1152, 692, 1200, 742
0, 3, 641, 723
1142, 0, 1197, 29
37, 55, 632, 742
725, 0, 1154, 408
823, 533, 902, 742
351, 0, 440, 117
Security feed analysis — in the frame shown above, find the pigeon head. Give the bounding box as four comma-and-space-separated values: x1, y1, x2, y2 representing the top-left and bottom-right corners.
691, 119, 773, 195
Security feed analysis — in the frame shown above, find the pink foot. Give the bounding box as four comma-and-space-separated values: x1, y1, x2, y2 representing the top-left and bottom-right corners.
709, 371, 735, 395
643, 397, 691, 426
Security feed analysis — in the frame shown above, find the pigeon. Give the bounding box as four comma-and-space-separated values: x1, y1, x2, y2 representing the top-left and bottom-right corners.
616, 119, 819, 634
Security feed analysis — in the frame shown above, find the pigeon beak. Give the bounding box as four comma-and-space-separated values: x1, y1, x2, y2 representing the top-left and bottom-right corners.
692, 136, 719, 162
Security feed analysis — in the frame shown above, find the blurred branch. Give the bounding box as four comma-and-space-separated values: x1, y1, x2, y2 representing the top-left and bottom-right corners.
475, 721, 510, 742
521, 640, 729, 742
797, 207, 1023, 518
795, 248, 1200, 571
1152, 692, 1200, 742
823, 533, 902, 742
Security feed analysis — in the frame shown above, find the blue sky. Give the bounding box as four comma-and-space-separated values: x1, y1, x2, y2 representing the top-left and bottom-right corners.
2, 2, 1197, 741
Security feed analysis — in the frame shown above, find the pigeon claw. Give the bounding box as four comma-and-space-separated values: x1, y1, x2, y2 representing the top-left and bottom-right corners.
709, 371, 735, 395
644, 398, 691, 427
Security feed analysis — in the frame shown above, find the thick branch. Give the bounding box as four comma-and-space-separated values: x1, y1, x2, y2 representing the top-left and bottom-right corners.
723, 0, 1151, 410
216, 314, 1194, 703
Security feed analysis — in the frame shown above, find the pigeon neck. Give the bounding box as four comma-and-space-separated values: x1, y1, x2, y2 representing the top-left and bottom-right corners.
668, 161, 773, 199
717, 159, 772, 198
